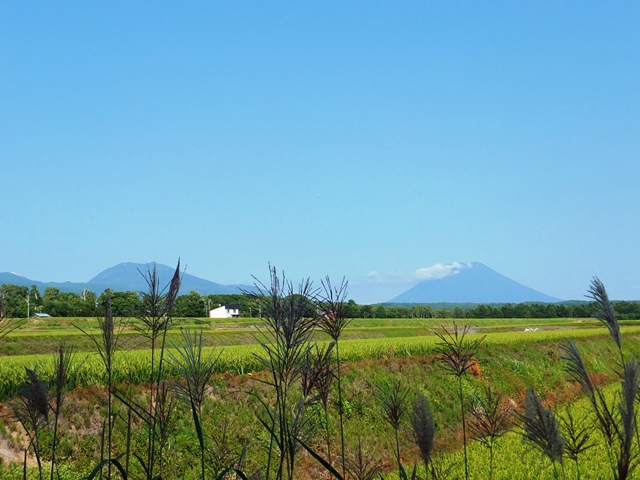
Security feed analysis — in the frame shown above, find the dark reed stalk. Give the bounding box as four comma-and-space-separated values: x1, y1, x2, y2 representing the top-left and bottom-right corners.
154, 381, 177, 479
75, 293, 123, 478
248, 266, 320, 480
467, 387, 512, 480
135, 260, 181, 479
208, 417, 248, 477
434, 323, 485, 480
518, 388, 565, 479
616, 359, 640, 480
301, 342, 336, 463
560, 405, 595, 480
13, 367, 49, 480
49, 344, 74, 480
561, 279, 639, 480
374, 378, 410, 479
125, 403, 133, 478
168, 328, 220, 480
410, 393, 435, 480
318, 277, 351, 477
344, 437, 382, 480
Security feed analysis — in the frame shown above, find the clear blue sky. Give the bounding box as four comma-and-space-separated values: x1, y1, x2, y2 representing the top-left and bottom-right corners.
1, 2, 638, 304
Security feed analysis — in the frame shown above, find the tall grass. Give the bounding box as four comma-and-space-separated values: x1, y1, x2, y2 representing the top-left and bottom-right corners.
467, 386, 512, 480
248, 266, 321, 480
318, 277, 351, 476
134, 261, 181, 479
75, 293, 125, 478
561, 277, 640, 480
167, 328, 220, 480
49, 344, 75, 480
434, 323, 485, 480
374, 379, 410, 479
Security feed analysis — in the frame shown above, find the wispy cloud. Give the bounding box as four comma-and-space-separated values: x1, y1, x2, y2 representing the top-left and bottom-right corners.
358, 262, 472, 285
413, 262, 471, 281
348, 262, 473, 304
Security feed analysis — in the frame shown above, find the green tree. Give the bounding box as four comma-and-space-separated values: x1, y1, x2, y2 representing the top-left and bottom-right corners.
0, 284, 29, 317
413, 305, 434, 318
344, 299, 361, 318
98, 290, 140, 317
513, 303, 532, 318
373, 305, 387, 318
174, 291, 206, 317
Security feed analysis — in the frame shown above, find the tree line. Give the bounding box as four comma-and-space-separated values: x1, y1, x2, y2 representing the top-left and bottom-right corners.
1, 282, 640, 319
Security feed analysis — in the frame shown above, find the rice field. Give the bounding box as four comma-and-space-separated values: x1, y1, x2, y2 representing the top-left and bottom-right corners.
2, 321, 639, 400
2, 313, 640, 479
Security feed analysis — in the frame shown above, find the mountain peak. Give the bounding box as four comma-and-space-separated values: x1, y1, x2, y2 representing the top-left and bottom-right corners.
0, 262, 253, 296
389, 262, 561, 304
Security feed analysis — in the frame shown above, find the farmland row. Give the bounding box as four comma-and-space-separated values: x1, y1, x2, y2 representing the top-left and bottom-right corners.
1, 325, 638, 400
0, 316, 607, 356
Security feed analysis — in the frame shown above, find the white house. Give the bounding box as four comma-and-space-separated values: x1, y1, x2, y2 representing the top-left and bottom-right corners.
209, 304, 240, 318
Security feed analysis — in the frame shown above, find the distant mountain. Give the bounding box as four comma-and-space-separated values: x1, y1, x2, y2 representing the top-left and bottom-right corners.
87, 262, 252, 295
388, 262, 561, 304
0, 263, 255, 296
0, 272, 88, 294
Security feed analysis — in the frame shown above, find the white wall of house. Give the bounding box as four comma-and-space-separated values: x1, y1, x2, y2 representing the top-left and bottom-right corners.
209, 305, 240, 318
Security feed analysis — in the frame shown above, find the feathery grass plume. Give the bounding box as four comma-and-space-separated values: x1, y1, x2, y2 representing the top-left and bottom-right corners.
49, 344, 75, 480
248, 266, 321, 480
468, 387, 512, 480
301, 342, 335, 405
434, 323, 485, 377
168, 328, 221, 480
560, 339, 616, 446
559, 340, 596, 404
344, 437, 382, 480
411, 393, 435, 479
301, 342, 336, 462
134, 260, 181, 480
587, 277, 622, 355
560, 406, 596, 480
318, 276, 351, 477
518, 388, 565, 478
375, 378, 410, 479
561, 278, 640, 480
615, 359, 640, 480
318, 277, 350, 341
434, 323, 485, 480
13, 366, 49, 480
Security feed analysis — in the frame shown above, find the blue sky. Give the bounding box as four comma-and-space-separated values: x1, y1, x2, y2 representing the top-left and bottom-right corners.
1, 2, 638, 304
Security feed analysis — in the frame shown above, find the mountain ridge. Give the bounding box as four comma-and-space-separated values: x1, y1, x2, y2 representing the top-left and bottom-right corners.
388, 262, 562, 303
2, 261, 564, 303
0, 262, 254, 296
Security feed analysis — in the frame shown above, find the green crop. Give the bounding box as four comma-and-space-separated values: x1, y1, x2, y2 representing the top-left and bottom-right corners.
2, 326, 638, 400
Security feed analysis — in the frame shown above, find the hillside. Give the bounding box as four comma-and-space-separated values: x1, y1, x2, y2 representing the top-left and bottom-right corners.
389, 262, 561, 304
0, 262, 253, 295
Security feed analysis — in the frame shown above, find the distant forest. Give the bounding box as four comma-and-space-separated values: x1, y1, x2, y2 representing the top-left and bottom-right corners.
2, 283, 640, 319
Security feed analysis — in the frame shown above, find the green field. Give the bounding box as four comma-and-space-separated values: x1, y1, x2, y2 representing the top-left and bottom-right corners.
1, 315, 639, 479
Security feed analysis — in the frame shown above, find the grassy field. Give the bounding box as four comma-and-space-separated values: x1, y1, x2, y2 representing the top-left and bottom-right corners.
0, 315, 610, 356
1, 315, 639, 479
